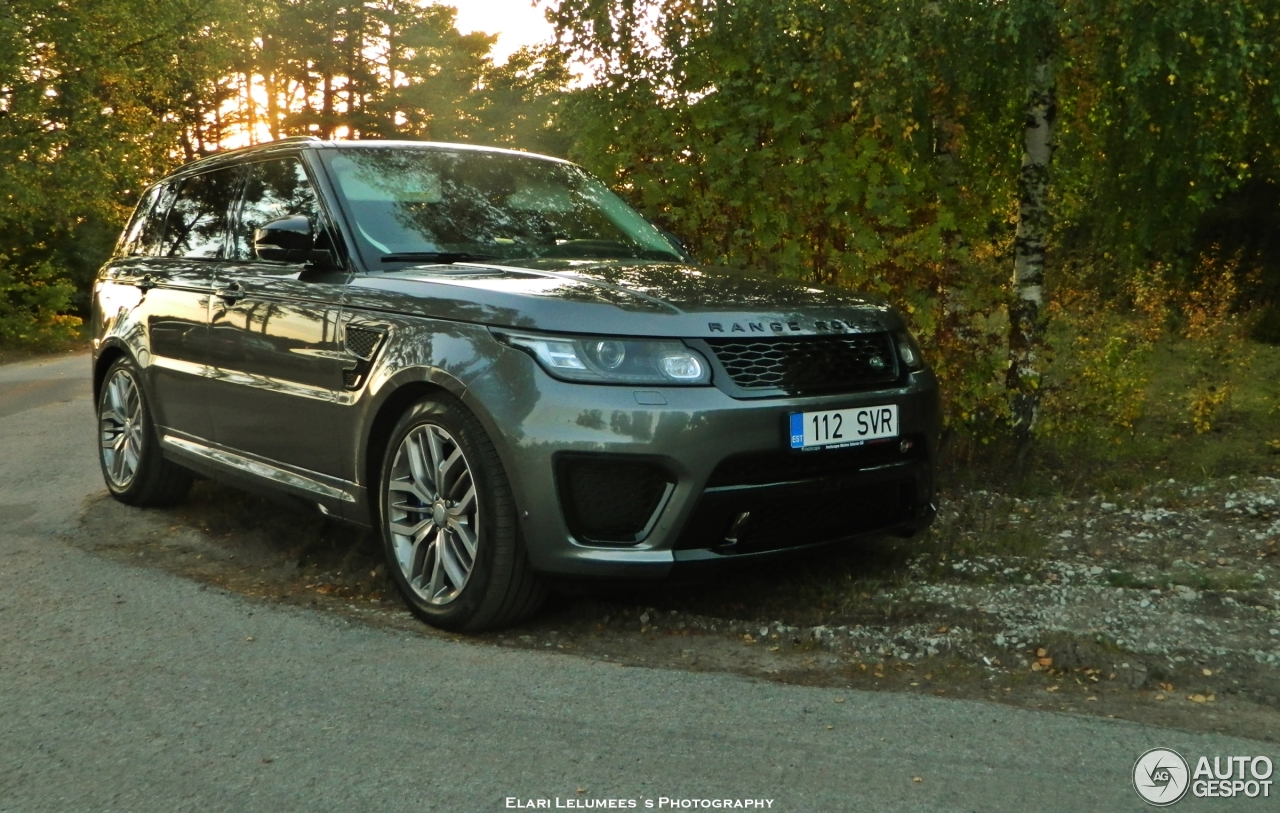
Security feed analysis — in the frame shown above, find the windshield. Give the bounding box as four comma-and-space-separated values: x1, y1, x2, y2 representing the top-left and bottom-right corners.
318, 147, 685, 267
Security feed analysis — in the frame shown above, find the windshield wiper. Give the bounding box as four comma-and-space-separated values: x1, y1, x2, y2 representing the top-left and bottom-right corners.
380, 251, 498, 264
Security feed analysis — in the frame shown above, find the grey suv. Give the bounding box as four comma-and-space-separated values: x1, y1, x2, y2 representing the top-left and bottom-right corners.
92, 137, 940, 631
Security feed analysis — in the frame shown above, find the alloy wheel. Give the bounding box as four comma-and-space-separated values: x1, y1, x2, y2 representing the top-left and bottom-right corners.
100, 368, 145, 488
386, 423, 479, 605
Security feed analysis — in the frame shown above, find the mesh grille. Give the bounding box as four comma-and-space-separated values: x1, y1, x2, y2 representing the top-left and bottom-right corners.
557, 457, 671, 544
707, 333, 899, 394
345, 326, 382, 359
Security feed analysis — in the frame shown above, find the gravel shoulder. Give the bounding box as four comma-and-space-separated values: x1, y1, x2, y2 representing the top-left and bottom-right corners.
77, 474, 1280, 743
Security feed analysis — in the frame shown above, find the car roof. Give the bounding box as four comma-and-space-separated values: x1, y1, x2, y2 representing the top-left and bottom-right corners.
167, 137, 573, 180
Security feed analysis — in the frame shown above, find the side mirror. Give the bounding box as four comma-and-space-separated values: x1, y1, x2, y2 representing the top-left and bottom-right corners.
254, 215, 318, 263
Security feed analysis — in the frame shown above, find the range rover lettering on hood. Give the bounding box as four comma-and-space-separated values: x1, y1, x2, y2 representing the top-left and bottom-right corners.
708, 318, 879, 335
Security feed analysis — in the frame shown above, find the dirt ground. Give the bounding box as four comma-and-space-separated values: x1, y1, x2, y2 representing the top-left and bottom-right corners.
76, 474, 1280, 743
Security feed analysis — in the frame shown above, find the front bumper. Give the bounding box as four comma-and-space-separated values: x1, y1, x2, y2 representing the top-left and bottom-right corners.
464, 351, 941, 580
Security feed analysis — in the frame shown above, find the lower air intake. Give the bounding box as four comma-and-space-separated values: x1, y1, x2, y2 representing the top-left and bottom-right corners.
557, 456, 672, 544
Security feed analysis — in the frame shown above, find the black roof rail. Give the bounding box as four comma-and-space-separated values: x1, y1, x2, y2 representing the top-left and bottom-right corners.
264, 135, 324, 145
172, 135, 325, 175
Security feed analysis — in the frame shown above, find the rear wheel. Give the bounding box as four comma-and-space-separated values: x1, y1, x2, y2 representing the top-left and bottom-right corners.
379, 395, 545, 631
97, 357, 192, 506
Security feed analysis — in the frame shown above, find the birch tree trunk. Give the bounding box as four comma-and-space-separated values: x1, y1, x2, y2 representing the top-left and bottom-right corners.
1008, 55, 1055, 471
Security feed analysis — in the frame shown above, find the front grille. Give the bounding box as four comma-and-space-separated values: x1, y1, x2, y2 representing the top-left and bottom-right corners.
706, 333, 899, 395
557, 456, 672, 544
706, 438, 921, 489
675, 476, 913, 553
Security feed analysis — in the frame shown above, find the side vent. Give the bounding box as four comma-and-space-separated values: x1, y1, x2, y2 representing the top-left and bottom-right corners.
342, 325, 387, 390
346, 326, 383, 360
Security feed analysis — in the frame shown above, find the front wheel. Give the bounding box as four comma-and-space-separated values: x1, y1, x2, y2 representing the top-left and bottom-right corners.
97, 357, 192, 506
379, 395, 546, 631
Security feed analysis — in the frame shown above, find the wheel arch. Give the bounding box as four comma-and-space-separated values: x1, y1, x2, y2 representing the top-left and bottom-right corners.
360, 378, 454, 523
93, 342, 133, 404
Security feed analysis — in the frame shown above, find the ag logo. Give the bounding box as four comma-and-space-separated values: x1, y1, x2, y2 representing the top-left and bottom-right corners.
1133, 748, 1190, 806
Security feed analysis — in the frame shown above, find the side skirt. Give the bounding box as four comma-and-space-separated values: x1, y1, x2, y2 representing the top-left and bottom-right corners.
159, 432, 372, 528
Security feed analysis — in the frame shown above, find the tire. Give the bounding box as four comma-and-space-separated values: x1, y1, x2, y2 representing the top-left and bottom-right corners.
379, 394, 546, 631
96, 357, 193, 506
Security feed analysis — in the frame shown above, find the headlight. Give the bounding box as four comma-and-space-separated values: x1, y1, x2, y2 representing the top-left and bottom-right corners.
498, 331, 711, 385
895, 330, 924, 370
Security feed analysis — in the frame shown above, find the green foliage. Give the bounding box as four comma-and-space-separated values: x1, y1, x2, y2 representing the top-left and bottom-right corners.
0, 256, 81, 347
551, 0, 1280, 449
0, 0, 242, 346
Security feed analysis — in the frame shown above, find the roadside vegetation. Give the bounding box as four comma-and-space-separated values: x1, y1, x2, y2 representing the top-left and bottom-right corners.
4, 0, 1279, 485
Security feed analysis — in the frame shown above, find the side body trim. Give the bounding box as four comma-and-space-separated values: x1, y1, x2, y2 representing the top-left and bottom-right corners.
161, 434, 357, 503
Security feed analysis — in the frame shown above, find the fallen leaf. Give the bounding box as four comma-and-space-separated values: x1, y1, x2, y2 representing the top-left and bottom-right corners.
1086, 696, 1098, 702
1045, 685, 1059, 693
1037, 657, 1053, 668
1202, 668, 1213, 676
1206, 694, 1216, 702
1155, 695, 1166, 701
768, 646, 780, 652
1159, 682, 1174, 692
1036, 648, 1047, 657
245, 636, 255, 642
1031, 662, 1044, 672
826, 725, 834, 730
742, 634, 755, 644
1188, 694, 1207, 703
576, 788, 586, 794
936, 626, 949, 634
834, 697, 845, 704
912, 777, 922, 783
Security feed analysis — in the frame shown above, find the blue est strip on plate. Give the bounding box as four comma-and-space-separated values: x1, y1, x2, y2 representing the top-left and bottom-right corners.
790, 404, 899, 450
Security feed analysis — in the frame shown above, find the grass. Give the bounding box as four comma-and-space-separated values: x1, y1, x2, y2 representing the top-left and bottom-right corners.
0, 324, 92, 365
944, 335, 1280, 497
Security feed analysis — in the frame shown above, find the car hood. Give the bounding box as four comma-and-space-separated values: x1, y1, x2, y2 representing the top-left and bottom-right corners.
344, 259, 903, 338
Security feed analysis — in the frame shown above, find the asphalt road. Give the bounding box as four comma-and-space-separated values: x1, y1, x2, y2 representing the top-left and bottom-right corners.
0, 353, 1270, 812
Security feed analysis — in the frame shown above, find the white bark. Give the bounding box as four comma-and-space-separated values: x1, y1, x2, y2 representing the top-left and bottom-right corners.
1009, 57, 1055, 462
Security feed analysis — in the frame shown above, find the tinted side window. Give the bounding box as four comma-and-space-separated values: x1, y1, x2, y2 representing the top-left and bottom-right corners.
160, 167, 240, 259
120, 183, 177, 257
233, 158, 320, 262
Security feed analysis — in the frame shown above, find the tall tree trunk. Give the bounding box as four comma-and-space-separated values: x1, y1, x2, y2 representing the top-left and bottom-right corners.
323, 72, 334, 138
242, 71, 256, 144
1008, 56, 1055, 473
262, 35, 281, 141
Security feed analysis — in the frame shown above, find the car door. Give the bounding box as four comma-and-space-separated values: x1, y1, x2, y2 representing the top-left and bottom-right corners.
207, 155, 351, 477
114, 167, 239, 443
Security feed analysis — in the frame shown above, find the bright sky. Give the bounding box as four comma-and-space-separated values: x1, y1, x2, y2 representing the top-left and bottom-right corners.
451, 0, 558, 64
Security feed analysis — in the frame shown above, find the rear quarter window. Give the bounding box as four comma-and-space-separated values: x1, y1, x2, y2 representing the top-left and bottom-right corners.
118, 183, 177, 257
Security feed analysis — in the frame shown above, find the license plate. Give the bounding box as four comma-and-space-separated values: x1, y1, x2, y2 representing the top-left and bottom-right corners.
789, 404, 898, 450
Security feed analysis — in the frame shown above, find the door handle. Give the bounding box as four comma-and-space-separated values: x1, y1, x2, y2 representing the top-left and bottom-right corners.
134, 274, 158, 291
215, 282, 244, 304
